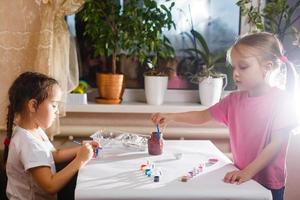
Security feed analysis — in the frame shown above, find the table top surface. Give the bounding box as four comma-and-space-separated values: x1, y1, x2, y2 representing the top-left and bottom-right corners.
75, 140, 272, 200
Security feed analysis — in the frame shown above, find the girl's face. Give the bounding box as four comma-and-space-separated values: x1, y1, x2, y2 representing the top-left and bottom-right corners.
230, 44, 269, 92
34, 84, 62, 129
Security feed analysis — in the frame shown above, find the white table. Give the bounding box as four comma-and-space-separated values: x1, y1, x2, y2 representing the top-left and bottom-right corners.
75, 140, 272, 200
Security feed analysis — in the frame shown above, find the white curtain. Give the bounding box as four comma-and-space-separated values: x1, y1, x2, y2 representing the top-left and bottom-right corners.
0, 0, 84, 137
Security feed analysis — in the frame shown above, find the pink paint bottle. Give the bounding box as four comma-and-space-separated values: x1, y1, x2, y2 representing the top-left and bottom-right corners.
148, 132, 164, 155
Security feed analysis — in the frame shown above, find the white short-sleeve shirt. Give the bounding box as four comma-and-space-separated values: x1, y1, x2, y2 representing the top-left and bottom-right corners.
6, 126, 56, 200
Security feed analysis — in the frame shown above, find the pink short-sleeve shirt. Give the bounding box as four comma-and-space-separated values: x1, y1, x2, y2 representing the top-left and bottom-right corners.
209, 88, 299, 189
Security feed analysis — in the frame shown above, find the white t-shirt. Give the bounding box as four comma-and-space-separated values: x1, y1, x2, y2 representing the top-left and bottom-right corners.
6, 126, 56, 200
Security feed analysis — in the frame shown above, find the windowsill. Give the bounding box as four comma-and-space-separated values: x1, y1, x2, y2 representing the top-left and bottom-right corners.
66, 88, 233, 113
66, 101, 207, 113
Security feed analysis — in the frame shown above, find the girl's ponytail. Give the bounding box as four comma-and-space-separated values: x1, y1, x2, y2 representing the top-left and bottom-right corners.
283, 60, 300, 125
281, 58, 299, 99
3, 104, 15, 164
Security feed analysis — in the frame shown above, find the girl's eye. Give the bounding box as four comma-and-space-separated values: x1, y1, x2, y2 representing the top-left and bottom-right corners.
239, 65, 248, 70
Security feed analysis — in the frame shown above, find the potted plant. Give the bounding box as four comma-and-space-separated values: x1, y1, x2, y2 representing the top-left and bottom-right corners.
237, 0, 300, 47
78, 0, 128, 104
143, 38, 176, 105
182, 29, 227, 106
133, 0, 176, 105
78, 0, 175, 104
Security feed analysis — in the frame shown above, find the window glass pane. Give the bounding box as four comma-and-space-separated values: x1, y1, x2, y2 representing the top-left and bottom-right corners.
74, 0, 239, 90
158, 0, 239, 55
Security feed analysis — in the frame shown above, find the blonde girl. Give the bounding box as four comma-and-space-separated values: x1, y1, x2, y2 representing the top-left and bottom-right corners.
152, 32, 299, 200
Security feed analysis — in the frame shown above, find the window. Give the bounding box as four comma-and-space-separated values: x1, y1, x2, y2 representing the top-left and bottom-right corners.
71, 0, 239, 90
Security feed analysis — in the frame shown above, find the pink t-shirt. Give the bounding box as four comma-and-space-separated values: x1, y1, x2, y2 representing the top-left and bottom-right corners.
209, 87, 299, 189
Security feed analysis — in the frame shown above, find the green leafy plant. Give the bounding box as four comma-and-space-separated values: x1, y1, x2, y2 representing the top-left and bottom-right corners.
78, 0, 176, 75
237, 0, 300, 46
79, 0, 136, 74
180, 29, 226, 83
134, 0, 176, 76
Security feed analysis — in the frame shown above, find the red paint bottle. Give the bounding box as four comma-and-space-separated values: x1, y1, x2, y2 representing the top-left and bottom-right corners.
148, 132, 164, 155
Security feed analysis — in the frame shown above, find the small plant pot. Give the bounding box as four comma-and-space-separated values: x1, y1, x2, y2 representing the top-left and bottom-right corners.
144, 75, 168, 105
67, 93, 87, 105
199, 75, 227, 106
96, 73, 124, 104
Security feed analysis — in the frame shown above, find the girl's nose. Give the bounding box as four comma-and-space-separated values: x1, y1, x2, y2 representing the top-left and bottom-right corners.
233, 69, 239, 79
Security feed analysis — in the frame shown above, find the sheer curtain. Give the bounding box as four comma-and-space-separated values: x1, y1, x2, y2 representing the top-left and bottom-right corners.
0, 0, 84, 138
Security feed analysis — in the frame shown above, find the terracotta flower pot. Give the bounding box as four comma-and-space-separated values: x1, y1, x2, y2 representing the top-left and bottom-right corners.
96, 73, 124, 104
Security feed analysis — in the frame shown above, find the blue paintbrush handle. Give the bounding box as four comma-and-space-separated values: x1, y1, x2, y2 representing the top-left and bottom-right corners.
156, 125, 160, 140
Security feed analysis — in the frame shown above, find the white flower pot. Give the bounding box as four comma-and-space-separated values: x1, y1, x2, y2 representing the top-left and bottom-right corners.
67, 93, 87, 105
144, 76, 168, 105
199, 75, 227, 106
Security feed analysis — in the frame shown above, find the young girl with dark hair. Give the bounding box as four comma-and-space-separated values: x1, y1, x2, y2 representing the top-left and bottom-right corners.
3, 72, 99, 200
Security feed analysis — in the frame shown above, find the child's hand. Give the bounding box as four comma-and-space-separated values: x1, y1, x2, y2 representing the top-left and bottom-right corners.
223, 169, 253, 185
75, 143, 93, 167
89, 140, 101, 150
151, 113, 172, 127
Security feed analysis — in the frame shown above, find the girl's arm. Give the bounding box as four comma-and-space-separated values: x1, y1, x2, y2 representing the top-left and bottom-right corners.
52, 141, 100, 163
172, 110, 214, 124
29, 143, 93, 195
224, 129, 288, 184
152, 109, 213, 126
52, 146, 80, 163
